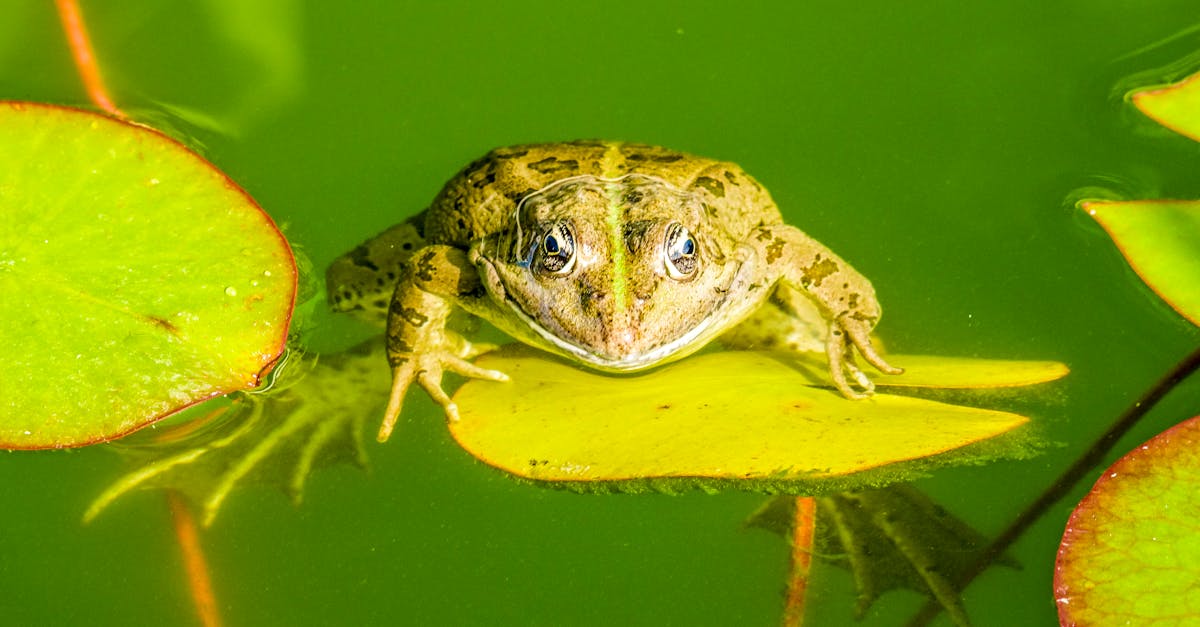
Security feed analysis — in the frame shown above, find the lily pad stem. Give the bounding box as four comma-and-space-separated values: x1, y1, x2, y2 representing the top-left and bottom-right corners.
167, 491, 223, 627
906, 343, 1200, 627
54, 0, 125, 119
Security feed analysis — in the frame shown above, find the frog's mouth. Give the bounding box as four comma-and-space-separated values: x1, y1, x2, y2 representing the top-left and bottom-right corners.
471, 247, 761, 372
505, 296, 721, 372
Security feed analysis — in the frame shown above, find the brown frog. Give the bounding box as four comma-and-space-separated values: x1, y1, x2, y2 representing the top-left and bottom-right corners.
327, 141, 901, 441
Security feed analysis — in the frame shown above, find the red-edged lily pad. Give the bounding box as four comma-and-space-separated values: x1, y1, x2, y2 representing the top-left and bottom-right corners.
1080, 199, 1200, 327
1132, 70, 1200, 143
1055, 416, 1200, 626
0, 102, 295, 449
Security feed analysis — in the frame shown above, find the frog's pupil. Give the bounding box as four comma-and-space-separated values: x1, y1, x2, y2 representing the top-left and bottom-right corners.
545, 234, 560, 254
681, 237, 695, 256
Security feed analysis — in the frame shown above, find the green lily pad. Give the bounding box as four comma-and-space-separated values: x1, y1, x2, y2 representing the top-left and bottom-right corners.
449, 347, 1061, 492
1131, 70, 1200, 142
1055, 415, 1200, 626
0, 102, 295, 449
1080, 199, 1200, 327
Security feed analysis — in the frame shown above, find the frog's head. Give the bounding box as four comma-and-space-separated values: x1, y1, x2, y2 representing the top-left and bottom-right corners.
471, 175, 756, 371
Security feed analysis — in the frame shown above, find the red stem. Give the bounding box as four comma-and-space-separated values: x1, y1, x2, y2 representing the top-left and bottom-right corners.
54, 0, 125, 118
168, 491, 224, 627
782, 496, 817, 627
54, 7, 218, 624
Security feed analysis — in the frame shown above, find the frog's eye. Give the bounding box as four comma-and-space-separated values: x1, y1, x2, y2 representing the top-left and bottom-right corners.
539, 223, 576, 275
664, 223, 697, 279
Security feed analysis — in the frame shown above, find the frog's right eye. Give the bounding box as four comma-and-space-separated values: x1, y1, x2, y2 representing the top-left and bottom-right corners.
538, 223, 576, 274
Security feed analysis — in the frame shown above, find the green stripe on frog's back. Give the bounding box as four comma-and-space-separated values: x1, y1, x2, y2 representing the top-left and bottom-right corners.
604, 182, 630, 313
602, 142, 630, 313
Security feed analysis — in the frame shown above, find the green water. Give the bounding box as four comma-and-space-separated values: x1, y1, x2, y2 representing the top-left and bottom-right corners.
4, 1, 1200, 625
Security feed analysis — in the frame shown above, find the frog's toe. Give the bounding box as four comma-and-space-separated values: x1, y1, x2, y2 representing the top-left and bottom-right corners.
416, 371, 460, 422
861, 346, 903, 376
379, 361, 417, 442
841, 316, 904, 376
827, 326, 875, 399
446, 332, 501, 360
461, 341, 501, 360
378, 351, 509, 440
832, 370, 872, 400
848, 362, 875, 392
443, 353, 509, 382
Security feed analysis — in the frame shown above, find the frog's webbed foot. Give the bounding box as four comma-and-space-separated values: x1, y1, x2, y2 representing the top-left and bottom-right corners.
378, 335, 508, 442
826, 314, 904, 399
379, 244, 509, 441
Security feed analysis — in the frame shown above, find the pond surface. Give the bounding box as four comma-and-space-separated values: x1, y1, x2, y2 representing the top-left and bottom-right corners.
3, 1, 1200, 625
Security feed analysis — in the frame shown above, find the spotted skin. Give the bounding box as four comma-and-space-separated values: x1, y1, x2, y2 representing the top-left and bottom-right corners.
325, 141, 901, 441
326, 215, 424, 327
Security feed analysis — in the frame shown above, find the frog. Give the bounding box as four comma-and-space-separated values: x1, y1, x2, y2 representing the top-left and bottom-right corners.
326, 141, 902, 441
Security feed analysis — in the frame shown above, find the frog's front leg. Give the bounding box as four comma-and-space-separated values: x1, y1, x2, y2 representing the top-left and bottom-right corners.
747, 225, 902, 398
378, 245, 508, 442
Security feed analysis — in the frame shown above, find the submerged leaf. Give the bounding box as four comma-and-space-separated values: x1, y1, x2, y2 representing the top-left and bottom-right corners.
819, 486, 1006, 626
450, 347, 1058, 493
0, 102, 295, 449
86, 339, 386, 526
1081, 199, 1200, 327
1055, 415, 1200, 626
752, 486, 1008, 626
1131, 69, 1200, 142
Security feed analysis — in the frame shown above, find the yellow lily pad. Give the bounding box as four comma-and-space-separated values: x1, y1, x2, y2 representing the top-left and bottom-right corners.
875, 355, 1069, 388
450, 348, 1053, 493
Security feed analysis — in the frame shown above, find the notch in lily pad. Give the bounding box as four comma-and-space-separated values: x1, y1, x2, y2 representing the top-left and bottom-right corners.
0, 102, 296, 450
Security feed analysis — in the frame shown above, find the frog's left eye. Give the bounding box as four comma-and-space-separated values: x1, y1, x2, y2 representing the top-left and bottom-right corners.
539, 223, 576, 275
664, 223, 697, 279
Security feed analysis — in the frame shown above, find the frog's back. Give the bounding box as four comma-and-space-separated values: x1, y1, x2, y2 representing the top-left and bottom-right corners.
425, 141, 782, 246
328, 141, 783, 323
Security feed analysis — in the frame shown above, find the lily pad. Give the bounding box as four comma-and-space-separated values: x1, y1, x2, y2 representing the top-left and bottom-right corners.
0, 102, 295, 449
1055, 415, 1200, 626
1131, 70, 1200, 142
1080, 199, 1200, 327
449, 347, 1060, 493
874, 354, 1069, 389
